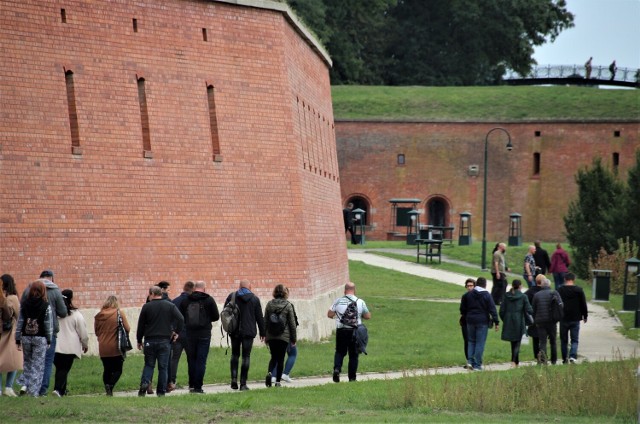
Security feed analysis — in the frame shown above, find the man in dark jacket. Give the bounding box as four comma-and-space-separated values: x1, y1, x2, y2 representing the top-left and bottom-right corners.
343, 202, 356, 244
525, 275, 545, 360
557, 273, 588, 364
533, 241, 551, 275
180, 281, 219, 393
460, 277, 499, 371
224, 279, 265, 391
532, 278, 562, 365
168, 280, 195, 392
137, 286, 184, 397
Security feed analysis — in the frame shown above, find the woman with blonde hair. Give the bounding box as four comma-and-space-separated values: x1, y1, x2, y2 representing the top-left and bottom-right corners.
0, 274, 23, 396
94, 295, 130, 396
15, 279, 52, 397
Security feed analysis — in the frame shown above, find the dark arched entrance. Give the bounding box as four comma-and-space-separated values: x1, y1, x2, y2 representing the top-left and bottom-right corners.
345, 196, 370, 225
426, 197, 449, 227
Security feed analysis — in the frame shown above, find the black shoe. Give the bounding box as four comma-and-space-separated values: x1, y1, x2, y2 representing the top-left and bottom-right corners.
192, 389, 205, 394
239, 385, 249, 391
274, 382, 281, 387
265, 372, 272, 388
138, 383, 148, 397
332, 370, 340, 383
105, 385, 113, 397
230, 381, 238, 390
349, 378, 357, 382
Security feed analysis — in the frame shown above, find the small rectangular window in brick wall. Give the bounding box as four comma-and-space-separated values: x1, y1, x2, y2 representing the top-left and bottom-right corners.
533, 152, 541, 176
614, 130, 621, 137
207, 85, 222, 161
137, 77, 152, 157
65, 70, 81, 155
61, 9, 66, 23
133, 18, 138, 33
202, 28, 208, 42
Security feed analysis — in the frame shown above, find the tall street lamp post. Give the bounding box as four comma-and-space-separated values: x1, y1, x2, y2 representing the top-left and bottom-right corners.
481, 128, 513, 270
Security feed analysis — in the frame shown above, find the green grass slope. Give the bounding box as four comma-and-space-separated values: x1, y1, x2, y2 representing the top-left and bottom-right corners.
331, 85, 640, 121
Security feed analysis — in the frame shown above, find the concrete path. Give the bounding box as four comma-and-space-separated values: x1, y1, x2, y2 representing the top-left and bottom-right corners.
116, 250, 638, 397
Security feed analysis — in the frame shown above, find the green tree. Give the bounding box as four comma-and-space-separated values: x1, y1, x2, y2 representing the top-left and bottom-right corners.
564, 159, 626, 278
288, 0, 574, 86
385, 0, 574, 85
624, 150, 640, 246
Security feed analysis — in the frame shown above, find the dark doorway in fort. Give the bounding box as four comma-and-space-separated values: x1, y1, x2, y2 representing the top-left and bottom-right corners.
346, 196, 369, 225
426, 197, 449, 227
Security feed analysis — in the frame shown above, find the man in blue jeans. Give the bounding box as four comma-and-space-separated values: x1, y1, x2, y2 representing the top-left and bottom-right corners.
137, 286, 184, 397
557, 273, 588, 364
179, 281, 219, 393
460, 277, 499, 371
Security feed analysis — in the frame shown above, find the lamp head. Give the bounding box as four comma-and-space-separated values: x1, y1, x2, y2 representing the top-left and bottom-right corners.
506, 140, 513, 151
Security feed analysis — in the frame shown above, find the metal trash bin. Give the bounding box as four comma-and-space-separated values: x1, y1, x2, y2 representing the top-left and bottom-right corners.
592, 269, 611, 301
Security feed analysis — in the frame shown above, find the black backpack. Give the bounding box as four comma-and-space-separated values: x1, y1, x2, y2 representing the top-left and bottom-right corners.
550, 291, 564, 322
339, 298, 359, 328
267, 303, 288, 336
186, 300, 209, 330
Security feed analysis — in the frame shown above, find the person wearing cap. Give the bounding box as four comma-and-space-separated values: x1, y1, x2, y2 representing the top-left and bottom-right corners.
19, 270, 67, 396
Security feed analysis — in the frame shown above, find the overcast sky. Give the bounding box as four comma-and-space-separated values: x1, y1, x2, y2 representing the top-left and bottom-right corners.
533, 0, 640, 70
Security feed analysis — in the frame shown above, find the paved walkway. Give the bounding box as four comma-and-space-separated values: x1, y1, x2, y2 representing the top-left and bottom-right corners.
116, 250, 638, 397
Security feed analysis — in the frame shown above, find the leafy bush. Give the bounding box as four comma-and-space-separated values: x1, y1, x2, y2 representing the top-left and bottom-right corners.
590, 237, 640, 294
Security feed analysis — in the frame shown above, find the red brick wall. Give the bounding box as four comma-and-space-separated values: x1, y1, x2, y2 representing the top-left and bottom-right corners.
337, 120, 640, 243
0, 0, 346, 320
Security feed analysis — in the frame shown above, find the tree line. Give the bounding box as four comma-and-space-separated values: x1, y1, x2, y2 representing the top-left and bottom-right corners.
286, 0, 574, 86
564, 150, 640, 282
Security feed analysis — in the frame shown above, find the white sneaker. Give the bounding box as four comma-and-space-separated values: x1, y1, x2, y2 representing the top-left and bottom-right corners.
3, 387, 17, 397
52, 390, 61, 397
281, 374, 292, 383
19, 386, 27, 396
569, 357, 577, 364
271, 376, 276, 384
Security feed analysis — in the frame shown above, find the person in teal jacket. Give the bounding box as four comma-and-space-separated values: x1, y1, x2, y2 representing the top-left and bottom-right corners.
499, 279, 533, 367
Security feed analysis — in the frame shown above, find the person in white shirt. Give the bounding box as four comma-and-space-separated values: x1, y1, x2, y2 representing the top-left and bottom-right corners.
53, 289, 88, 396
327, 282, 371, 382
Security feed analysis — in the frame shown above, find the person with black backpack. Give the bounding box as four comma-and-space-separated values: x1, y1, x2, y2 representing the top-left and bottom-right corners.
179, 281, 219, 394
223, 279, 265, 391
264, 284, 297, 388
327, 282, 371, 383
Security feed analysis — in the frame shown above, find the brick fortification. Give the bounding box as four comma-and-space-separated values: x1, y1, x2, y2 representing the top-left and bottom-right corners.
337, 120, 640, 242
0, 0, 347, 344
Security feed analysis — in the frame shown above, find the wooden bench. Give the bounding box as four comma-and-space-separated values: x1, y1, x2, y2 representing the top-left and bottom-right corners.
415, 238, 443, 264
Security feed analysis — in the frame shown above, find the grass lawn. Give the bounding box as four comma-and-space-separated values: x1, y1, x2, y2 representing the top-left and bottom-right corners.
2, 258, 636, 422
331, 85, 640, 121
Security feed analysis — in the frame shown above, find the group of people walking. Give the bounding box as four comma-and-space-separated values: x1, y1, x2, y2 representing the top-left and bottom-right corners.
0, 271, 88, 397
460, 241, 587, 370
1, 270, 373, 397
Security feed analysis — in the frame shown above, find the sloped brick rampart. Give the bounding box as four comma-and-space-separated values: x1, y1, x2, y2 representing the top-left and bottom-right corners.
0, 0, 346, 341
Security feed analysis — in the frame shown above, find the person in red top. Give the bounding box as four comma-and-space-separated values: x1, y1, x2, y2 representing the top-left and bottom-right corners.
549, 243, 571, 289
